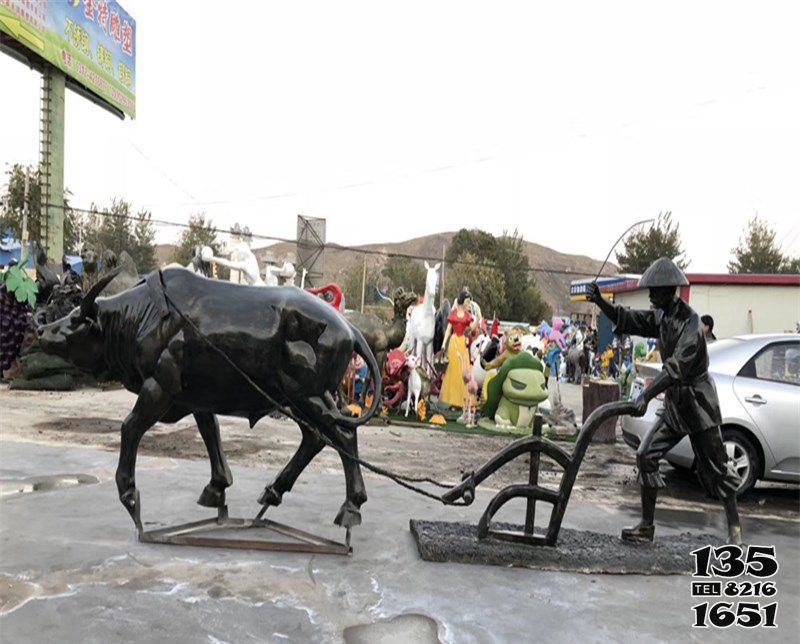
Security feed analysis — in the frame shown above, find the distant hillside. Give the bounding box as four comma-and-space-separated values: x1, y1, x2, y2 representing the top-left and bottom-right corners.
154, 233, 613, 315
252, 232, 614, 316
155, 244, 177, 267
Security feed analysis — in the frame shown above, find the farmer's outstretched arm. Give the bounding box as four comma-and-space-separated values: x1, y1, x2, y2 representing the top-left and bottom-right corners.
587, 283, 659, 338
586, 282, 619, 323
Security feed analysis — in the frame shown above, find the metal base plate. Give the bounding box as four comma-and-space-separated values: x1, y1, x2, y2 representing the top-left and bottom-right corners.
138, 507, 352, 556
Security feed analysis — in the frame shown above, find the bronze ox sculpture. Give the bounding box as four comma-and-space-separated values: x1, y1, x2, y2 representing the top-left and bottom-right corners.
38, 267, 381, 531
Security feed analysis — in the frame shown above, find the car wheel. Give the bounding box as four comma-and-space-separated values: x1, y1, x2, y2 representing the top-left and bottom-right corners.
722, 428, 760, 498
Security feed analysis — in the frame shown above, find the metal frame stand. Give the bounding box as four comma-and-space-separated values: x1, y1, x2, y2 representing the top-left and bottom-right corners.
477, 414, 549, 546
134, 493, 352, 556
442, 401, 636, 547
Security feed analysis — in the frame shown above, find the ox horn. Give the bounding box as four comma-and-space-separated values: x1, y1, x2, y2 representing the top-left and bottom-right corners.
79, 267, 123, 319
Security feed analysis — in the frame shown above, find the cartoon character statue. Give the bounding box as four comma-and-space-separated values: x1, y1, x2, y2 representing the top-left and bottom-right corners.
482, 327, 524, 371
478, 353, 548, 434
382, 348, 408, 411
479, 326, 524, 400
455, 348, 479, 427
600, 348, 614, 378
438, 289, 477, 408
405, 353, 430, 418
645, 338, 660, 362
619, 341, 649, 398
548, 317, 568, 351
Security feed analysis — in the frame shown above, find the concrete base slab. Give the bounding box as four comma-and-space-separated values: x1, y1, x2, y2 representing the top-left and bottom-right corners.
410, 520, 722, 574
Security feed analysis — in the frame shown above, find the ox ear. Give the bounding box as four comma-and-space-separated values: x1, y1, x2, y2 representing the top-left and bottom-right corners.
79, 267, 123, 320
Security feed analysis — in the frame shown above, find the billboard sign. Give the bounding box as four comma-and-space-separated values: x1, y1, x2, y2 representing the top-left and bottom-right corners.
0, 0, 136, 117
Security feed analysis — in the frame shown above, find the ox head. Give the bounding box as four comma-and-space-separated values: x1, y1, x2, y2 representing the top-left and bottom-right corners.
37, 268, 122, 372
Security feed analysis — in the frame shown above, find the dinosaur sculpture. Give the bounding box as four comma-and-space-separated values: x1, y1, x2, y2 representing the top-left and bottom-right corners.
345, 288, 418, 371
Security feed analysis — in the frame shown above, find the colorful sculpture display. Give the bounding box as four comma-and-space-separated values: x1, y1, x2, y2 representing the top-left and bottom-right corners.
478, 353, 548, 432
587, 257, 742, 544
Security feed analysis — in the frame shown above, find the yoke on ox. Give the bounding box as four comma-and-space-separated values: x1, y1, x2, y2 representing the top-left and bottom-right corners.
38, 267, 381, 555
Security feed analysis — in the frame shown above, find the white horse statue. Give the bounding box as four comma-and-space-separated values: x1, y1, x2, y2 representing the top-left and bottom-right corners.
405, 261, 440, 372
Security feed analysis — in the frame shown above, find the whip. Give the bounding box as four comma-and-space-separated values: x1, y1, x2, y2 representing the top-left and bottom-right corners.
592, 218, 655, 284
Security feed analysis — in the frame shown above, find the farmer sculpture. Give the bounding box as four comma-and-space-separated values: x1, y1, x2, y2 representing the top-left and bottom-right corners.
587, 258, 742, 544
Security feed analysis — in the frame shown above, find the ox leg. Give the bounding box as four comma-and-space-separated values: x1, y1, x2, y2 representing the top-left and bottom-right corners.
195, 412, 233, 508
274, 394, 367, 528
333, 426, 367, 529
257, 427, 325, 507
115, 378, 172, 523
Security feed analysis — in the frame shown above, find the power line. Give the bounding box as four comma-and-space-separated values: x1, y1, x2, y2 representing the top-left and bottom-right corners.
39, 201, 618, 279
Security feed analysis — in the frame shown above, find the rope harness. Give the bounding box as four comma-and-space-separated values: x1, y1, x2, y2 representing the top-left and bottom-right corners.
160, 286, 470, 507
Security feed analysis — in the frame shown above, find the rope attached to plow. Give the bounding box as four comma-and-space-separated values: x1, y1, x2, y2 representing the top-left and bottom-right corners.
161, 287, 471, 506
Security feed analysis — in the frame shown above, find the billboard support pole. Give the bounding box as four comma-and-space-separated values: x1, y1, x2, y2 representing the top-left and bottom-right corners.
40, 63, 65, 263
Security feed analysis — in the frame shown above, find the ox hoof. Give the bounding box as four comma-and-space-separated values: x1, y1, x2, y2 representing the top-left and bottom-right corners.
257, 485, 283, 507
119, 488, 142, 530
334, 501, 362, 529
198, 483, 226, 508
120, 488, 137, 512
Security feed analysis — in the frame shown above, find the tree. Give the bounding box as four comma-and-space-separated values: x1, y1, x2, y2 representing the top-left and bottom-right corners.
342, 259, 383, 311
445, 251, 507, 319
230, 222, 253, 245
728, 217, 799, 274
783, 256, 800, 274
172, 213, 222, 267
446, 229, 497, 264
616, 211, 687, 273
131, 210, 157, 272
382, 255, 426, 294
444, 228, 552, 323
81, 199, 157, 272
0, 163, 80, 253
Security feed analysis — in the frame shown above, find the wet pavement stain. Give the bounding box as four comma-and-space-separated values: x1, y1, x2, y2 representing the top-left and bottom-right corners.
0, 575, 38, 614
344, 613, 442, 644
0, 474, 99, 497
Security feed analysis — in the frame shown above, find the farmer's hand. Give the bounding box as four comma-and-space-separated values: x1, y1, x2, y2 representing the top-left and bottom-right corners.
631, 394, 648, 417
586, 282, 603, 305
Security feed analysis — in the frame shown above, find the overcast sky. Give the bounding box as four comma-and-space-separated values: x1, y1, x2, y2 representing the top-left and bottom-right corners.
2, 0, 799, 271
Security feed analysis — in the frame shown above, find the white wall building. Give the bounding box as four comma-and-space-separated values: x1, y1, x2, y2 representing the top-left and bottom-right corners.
610, 274, 800, 339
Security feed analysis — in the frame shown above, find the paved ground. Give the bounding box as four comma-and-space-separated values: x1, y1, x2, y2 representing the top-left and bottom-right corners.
1, 441, 798, 643
1, 383, 798, 642
2, 384, 797, 521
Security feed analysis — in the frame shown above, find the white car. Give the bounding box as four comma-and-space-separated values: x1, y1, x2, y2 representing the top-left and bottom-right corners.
621, 334, 800, 496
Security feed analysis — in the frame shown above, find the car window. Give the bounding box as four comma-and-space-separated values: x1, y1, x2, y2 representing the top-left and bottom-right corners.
739, 342, 800, 386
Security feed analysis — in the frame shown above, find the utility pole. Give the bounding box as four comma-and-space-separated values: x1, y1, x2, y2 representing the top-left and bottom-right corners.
360, 255, 367, 313
21, 169, 30, 247
440, 244, 445, 307
40, 64, 66, 263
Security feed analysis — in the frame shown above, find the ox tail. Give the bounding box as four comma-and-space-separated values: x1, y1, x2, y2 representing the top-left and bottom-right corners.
335, 325, 383, 428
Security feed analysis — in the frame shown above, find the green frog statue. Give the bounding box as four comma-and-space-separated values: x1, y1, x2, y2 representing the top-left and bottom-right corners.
478, 353, 548, 434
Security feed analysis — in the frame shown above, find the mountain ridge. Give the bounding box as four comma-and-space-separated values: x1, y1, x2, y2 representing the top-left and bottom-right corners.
156, 231, 616, 315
